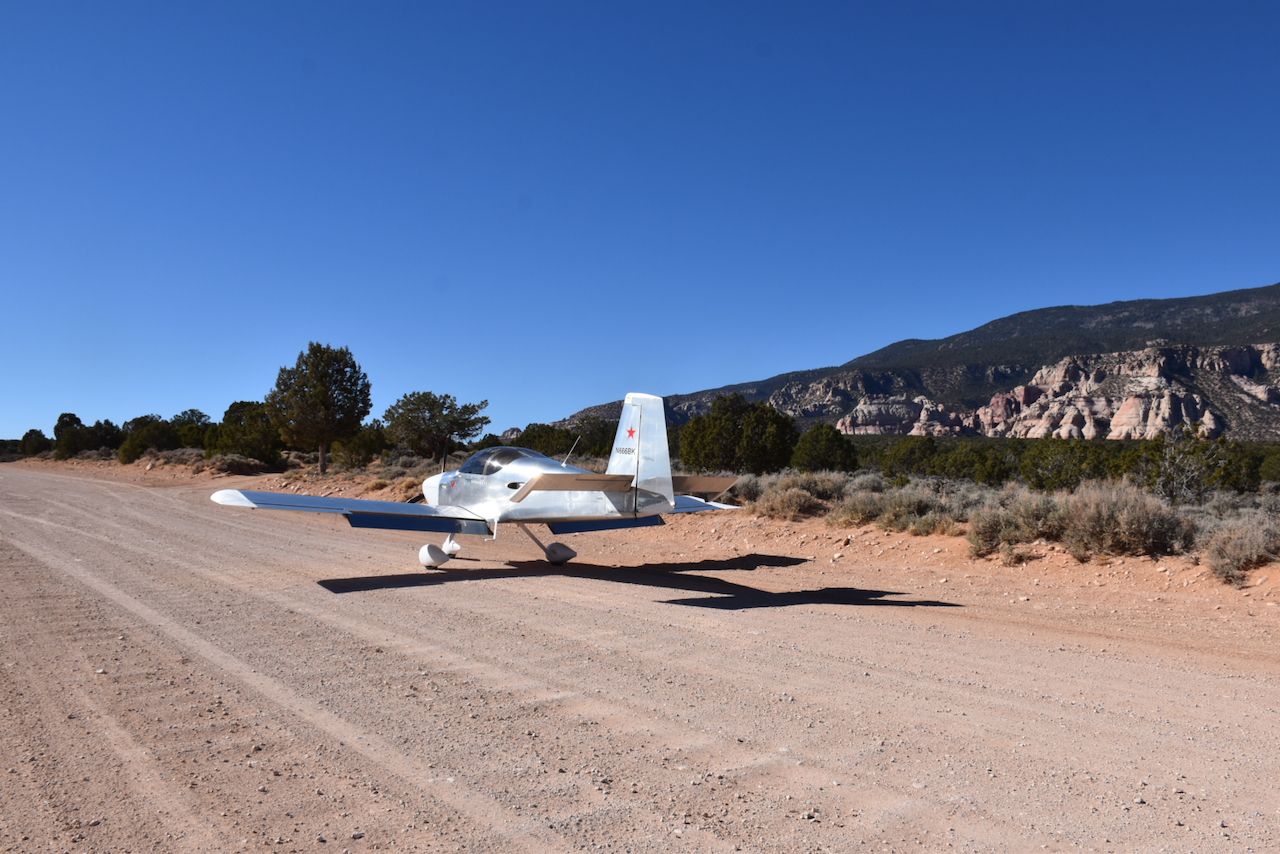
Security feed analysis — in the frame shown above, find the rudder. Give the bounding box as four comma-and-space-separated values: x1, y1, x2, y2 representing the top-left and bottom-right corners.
605, 392, 674, 511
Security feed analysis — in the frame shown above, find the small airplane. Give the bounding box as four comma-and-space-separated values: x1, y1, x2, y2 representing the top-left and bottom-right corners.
212, 393, 739, 567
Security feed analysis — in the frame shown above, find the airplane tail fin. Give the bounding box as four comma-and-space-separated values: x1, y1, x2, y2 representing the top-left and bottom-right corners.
605, 392, 674, 511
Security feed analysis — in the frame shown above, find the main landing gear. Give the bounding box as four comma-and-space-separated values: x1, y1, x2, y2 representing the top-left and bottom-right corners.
417, 527, 577, 569
516, 523, 577, 566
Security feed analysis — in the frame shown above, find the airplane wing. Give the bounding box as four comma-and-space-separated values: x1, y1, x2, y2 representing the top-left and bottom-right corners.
211, 489, 491, 535
509, 473, 635, 503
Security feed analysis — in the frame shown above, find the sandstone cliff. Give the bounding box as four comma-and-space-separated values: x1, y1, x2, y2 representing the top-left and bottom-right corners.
813, 344, 1280, 440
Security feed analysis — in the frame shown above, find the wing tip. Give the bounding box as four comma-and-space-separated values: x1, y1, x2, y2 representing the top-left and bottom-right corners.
211, 489, 256, 508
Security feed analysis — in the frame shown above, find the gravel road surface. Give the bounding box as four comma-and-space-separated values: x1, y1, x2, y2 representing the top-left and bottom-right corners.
2, 466, 1278, 851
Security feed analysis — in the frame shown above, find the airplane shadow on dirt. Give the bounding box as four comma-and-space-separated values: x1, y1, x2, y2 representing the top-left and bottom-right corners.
317, 553, 960, 611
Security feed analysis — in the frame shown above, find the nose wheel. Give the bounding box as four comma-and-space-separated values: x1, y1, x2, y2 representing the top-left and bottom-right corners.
517, 523, 577, 566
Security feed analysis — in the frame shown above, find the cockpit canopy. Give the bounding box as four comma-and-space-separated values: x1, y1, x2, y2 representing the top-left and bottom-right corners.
457, 446, 550, 477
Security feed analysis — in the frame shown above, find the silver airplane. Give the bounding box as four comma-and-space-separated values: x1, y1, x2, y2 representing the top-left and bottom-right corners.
211, 392, 738, 567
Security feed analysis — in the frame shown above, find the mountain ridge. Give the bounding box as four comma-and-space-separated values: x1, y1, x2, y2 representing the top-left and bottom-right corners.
563, 281, 1280, 441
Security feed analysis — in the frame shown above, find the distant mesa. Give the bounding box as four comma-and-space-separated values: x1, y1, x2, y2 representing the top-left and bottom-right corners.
565, 281, 1280, 441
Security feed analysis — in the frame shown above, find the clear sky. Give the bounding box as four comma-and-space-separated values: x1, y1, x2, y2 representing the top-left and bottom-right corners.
2, 1, 1278, 438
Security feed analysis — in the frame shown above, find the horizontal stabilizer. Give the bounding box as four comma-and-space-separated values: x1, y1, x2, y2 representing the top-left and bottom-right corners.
671, 475, 738, 497
509, 473, 634, 503
547, 516, 665, 535
672, 495, 740, 513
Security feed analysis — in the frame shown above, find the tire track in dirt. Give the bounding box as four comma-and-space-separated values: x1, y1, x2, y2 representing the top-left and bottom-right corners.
1, 530, 575, 853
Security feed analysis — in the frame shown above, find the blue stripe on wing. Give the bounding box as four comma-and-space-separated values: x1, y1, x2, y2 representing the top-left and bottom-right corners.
547, 516, 664, 535
346, 513, 491, 535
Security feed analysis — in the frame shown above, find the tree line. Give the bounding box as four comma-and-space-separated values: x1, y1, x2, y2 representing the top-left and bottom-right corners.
11, 345, 1280, 495
670, 393, 1280, 499
15, 342, 492, 474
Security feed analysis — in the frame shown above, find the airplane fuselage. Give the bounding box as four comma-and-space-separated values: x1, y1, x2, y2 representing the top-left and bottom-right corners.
424, 448, 671, 524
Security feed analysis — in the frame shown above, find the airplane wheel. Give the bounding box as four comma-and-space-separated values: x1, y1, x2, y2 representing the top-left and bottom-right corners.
544, 543, 577, 565
419, 544, 450, 568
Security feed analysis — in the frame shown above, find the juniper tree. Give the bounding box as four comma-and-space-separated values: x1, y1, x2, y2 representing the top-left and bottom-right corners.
266, 343, 372, 474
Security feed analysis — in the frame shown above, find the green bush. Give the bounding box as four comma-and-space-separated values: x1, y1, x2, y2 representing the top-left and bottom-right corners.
791, 424, 857, 472
1259, 450, 1280, 485
517, 423, 576, 456
20, 429, 52, 456
333, 421, 388, 469
1019, 440, 1108, 491
207, 401, 282, 467
680, 395, 798, 474
118, 433, 148, 464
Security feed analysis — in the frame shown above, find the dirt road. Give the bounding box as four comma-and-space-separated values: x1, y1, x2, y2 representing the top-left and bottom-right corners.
2, 466, 1278, 851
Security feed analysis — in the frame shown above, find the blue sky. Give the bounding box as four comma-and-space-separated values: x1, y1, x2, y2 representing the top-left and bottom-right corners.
2, 1, 1278, 438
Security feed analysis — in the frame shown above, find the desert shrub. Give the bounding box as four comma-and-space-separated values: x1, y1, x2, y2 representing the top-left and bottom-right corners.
367, 479, 390, 491
830, 492, 887, 526
1001, 543, 1032, 566
1059, 481, 1193, 561
910, 511, 959, 536
876, 485, 948, 532
1003, 487, 1065, 541
1197, 490, 1255, 518
728, 473, 765, 502
753, 487, 826, 521
380, 466, 407, 480
153, 448, 204, 466
775, 470, 849, 501
934, 478, 991, 522
967, 506, 1018, 557
206, 454, 269, 475
1202, 514, 1280, 586
382, 453, 423, 470
847, 471, 887, 493
283, 451, 318, 469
